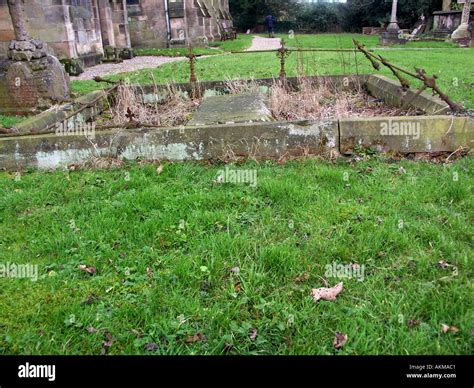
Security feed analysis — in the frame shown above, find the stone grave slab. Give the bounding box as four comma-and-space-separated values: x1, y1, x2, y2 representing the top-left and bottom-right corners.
186, 93, 273, 126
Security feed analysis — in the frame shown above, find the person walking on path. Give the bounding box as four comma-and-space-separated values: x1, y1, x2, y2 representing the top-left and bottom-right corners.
265, 14, 277, 38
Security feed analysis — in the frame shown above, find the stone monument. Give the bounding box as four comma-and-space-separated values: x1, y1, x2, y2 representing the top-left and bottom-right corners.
451, 0, 472, 45
380, 0, 407, 45
0, 0, 70, 115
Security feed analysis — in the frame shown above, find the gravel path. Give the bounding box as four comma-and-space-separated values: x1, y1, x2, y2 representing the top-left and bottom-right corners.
246, 36, 281, 51
71, 37, 280, 80
71, 56, 186, 81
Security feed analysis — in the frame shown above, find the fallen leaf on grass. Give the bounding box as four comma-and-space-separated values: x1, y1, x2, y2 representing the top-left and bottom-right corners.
156, 165, 164, 175
249, 328, 258, 341
234, 282, 241, 293
441, 324, 459, 334
101, 331, 113, 355
408, 319, 420, 329
333, 332, 348, 349
144, 343, 159, 352
79, 264, 97, 275
437, 260, 452, 269
82, 294, 99, 305
185, 333, 205, 344
294, 273, 310, 283
312, 282, 343, 302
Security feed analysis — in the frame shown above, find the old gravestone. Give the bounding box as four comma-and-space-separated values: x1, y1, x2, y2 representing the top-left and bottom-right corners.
0, 0, 70, 116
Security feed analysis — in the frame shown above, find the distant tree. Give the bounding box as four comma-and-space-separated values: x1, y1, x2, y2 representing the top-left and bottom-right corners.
295, 3, 344, 33
229, 0, 300, 31
344, 0, 443, 31
230, 0, 444, 33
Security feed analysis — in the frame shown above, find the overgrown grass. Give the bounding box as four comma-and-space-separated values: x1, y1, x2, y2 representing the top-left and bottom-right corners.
0, 156, 472, 355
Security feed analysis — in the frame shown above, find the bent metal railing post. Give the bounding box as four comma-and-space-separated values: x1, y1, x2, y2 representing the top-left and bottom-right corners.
353, 39, 463, 112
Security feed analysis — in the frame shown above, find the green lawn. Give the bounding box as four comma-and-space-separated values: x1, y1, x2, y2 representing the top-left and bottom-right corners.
0, 156, 472, 355
71, 34, 474, 109
269, 33, 458, 49
134, 35, 254, 57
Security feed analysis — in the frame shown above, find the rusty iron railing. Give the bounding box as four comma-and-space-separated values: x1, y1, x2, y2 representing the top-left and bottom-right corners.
183, 39, 361, 86
353, 39, 463, 112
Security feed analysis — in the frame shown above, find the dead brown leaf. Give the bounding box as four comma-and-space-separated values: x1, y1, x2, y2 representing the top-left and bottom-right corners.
312, 282, 343, 302
441, 324, 459, 334
79, 264, 97, 275
450, 326, 460, 334
185, 333, 205, 344
101, 331, 114, 355
437, 260, 451, 269
294, 273, 310, 283
234, 282, 241, 293
333, 332, 348, 349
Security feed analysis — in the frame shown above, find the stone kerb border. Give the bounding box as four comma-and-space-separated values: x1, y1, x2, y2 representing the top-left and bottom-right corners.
0, 75, 472, 170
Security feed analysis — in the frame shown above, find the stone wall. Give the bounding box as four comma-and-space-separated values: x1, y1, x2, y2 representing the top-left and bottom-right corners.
98, 0, 130, 49
0, 0, 100, 64
0, 0, 233, 63
127, 0, 168, 48
127, 0, 233, 48
0, 0, 129, 66
186, 0, 208, 45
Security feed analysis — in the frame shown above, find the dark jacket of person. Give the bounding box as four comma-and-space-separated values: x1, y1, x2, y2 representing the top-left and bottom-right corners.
265, 15, 276, 28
